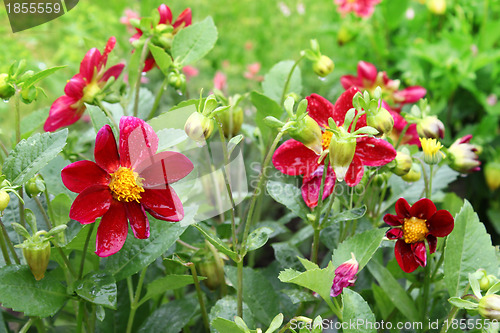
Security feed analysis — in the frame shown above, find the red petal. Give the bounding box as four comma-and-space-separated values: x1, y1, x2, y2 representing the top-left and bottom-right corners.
427, 210, 454, 237
357, 61, 377, 83
100, 37, 117, 69
136, 151, 194, 187
272, 139, 319, 176
125, 201, 150, 239
69, 186, 112, 223
158, 4, 173, 24
62, 161, 110, 193
142, 57, 156, 72
395, 239, 419, 273
394, 86, 426, 104
141, 187, 184, 221
79, 47, 101, 82
411, 242, 427, 267
300, 166, 336, 208
173, 8, 192, 28
395, 198, 411, 218
427, 235, 437, 254
340, 75, 362, 90
410, 198, 436, 220
100, 64, 125, 82
305, 93, 335, 128
387, 228, 403, 239
64, 74, 85, 99
44, 96, 84, 132
119, 116, 159, 168
95, 201, 128, 257
344, 155, 364, 187
355, 137, 396, 167
94, 125, 120, 173
332, 87, 367, 130
384, 214, 402, 227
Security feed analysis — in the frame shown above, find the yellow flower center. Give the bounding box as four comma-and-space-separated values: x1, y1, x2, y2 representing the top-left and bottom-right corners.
322, 131, 333, 151
420, 137, 443, 156
402, 217, 429, 244
108, 167, 144, 202
82, 79, 101, 104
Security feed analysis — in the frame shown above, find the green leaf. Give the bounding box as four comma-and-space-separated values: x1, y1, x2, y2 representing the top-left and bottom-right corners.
87, 104, 114, 134
278, 262, 335, 302
172, 16, 218, 65
250, 92, 283, 145
75, 272, 117, 309
371, 283, 394, 319
139, 274, 203, 306
227, 134, 244, 156
128, 44, 143, 94
21, 66, 66, 91
138, 298, 198, 333
50, 193, 72, 227
20, 107, 49, 138
265, 313, 284, 333
262, 60, 302, 104
444, 200, 498, 297
323, 206, 366, 228
342, 289, 376, 333
331, 228, 386, 271
3, 129, 68, 186
211, 318, 247, 333
225, 266, 280, 326
149, 44, 172, 75
246, 227, 273, 252
266, 181, 308, 220
281, 289, 317, 304
107, 217, 187, 281
271, 242, 304, 270
447, 297, 478, 310
127, 88, 155, 120
209, 296, 255, 329
0, 265, 67, 317
367, 260, 419, 322
156, 128, 188, 151
194, 224, 238, 261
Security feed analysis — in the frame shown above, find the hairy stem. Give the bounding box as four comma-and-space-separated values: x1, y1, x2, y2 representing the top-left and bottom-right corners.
188, 263, 210, 333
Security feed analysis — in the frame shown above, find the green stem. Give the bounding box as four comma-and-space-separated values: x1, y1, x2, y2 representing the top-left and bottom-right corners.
79, 223, 95, 279
97, 101, 118, 130
418, 158, 430, 198
205, 140, 225, 224
237, 259, 244, 318
311, 228, 321, 265
148, 78, 168, 119
421, 247, 431, 330
76, 302, 85, 333
126, 267, 148, 333
280, 54, 305, 106
439, 306, 459, 333
57, 246, 77, 278
15, 92, 21, 143
326, 297, 343, 321
0, 217, 20, 264
395, 123, 410, 149
188, 263, 210, 333
18, 188, 26, 228
0, 220, 11, 265
19, 318, 33, 333
133, 38, 151, 118
428, 164, 434, 199
34, 196, 52, 230
0, 140, 8, 156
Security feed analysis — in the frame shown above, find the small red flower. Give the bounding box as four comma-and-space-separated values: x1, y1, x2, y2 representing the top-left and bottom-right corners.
44, 37, 124, 132
334, 0, 381, 18
383, 101, 420, 146
62, 117, 193, 257
384, 198, 454, 273
341, 61, 426, 110
331, 254, 359, 297
272, 88, 396, 207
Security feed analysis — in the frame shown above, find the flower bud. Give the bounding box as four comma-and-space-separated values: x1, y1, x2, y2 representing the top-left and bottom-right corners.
168, 72, 186, 90
337, 25, 355, 45
484, 162, 500, 191
366, 107, 394, 136
288, 115, 323, 154
219, 106, 244, 138
447, 135, 481, 173
313, 55, 335, 77
372, 172, 390, 186
184, 112, 215, 142
480, 274, 498, 292
25, 174, 45, 198
420, 137, 444, 165
0, 74, 15, 100
427, 0, 446, 15
329, 135, 356, 182
0, 190, 10, 211
197, 255, 225, 290
478, 294, 500, 320
22, 240, 51, 281
417, 116, 445, 139
331, 253, 358, 297
402, 163, 422, 182
392, 151, 412, 176
20, 85, 38, 104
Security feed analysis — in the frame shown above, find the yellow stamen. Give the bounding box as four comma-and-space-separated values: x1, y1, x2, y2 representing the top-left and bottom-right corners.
402, 217, 429, 244
321, 131, 333, 151
109, 167, 144, 202
82, 78, 101, 104
420, 137, 444, 164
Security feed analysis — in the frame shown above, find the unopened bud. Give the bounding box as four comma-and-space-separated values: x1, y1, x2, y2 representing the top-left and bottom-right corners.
288, 115, 323, 154
484, 162, 500, 191
20, 85, 38, 104
219, 106, 243, 138
366, 107, 394, 136
184, 112, 215, 142
313, 55, 334, 77
329, 135, 356, 182
480, 274, 498, 292
447, 135, 481, 173
392, 151, 412, 176
22, 240, 51, 281
25, 175, 45, 198
402, 163, 422, 182
331, 253, 358, 297
478, 294, 500, 320
417, 116, 445, 139
168, 72, 186, 90
0, 74, 15, 100
0, 190, 10, 211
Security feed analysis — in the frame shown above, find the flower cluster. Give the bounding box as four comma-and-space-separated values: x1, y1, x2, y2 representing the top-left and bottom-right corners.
334, 0, 381, 18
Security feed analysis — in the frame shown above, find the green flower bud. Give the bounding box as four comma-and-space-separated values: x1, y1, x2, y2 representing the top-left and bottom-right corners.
478, 294, 500, 320
392, 151, 412, 176
288, 115, 323, 154
372, 172, 390, 186
366, 108, 394, 136
22, 240, 51, 281
313, 55, 335, 77
484, 162, 500, 191
401, 163, 422, 182
0, 190, 10, 211
198, 254, 225, 290
25, 174, 45, 198
168, 72, 186, 90
417, 116, 444, 139
480, 274, 498, 292
20, 85, 38, 104
184, 112, 215, 142
337, 25, 355, 45
219, 106, 244, 138
0, 74, 15, 100
329, 135, 356, 182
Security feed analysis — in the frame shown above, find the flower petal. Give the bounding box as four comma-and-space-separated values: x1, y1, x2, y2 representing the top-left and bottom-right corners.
100, 64, 125, 82
305, 94, 335, 128
332, 87, 367, 130
95, 201, 128, 257
119, 116, 159, 168
158, 4, 173, 24
394, 86, 426, 104
387, 228, 403, 239
427, 235, 437, 254
62, 160, 110, 193
137, 151, 194, 187
125, 201, 150, 239
69, 185, 113, 223
427, 210, 454, 237
141, 187, 184, 221
300, 166, 336, 208
411, 242, 427, 267
355, 136, 396, 167
94, 124, 120, 173
100, 37, 117, 70
44, 96, 85, 132
64, 74, 85, 99
384, 214, 403, 226
272, 139, 320, 176
395, 198, 411, 218
344, 155, 364, 187
395, 239, 420, 273
79, 47, 101, 82
173, 8, 192, 28
340, 75, 362, 90
410, 198, 436, 220
143, 57, 156, 72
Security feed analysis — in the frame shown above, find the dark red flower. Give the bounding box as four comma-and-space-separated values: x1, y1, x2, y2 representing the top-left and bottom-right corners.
384, 198, 454, 273
272, 88, 396, 207
383, 101, 420, 146
341, 61, 426, 110
331, 254, 359, 297
44, 37, 124, 132
62, 117, 193, 257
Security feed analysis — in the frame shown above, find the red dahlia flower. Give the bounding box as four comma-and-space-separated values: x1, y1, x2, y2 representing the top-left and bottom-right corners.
384, 198, 454, 273
334, 0, 381, 18
130, 4, 192, 72
44, 37, 124, 132
272, 88, 396, 207
341, 61, 426, 110
331, 253, 359, 297
62, 117, 194, 257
